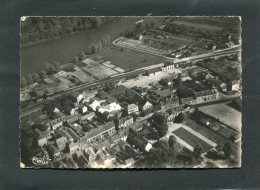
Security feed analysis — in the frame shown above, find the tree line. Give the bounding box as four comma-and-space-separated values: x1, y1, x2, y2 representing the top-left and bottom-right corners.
21, 35, 112, 88
21, 17, 116, 44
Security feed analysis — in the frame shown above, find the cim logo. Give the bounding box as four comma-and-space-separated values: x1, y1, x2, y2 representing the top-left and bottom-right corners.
32, 154, 51, 166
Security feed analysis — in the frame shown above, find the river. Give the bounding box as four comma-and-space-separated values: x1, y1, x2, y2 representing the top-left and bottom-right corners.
20, 17, 147, 77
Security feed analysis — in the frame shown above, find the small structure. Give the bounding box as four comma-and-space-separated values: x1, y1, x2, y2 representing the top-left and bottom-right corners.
56, 136, 67, 151
161, 62, 174, 72
127, 104, 139, 115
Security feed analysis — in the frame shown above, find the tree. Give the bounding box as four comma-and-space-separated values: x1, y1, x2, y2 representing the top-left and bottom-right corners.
40, 70, 47, 78
21, 77, 27, 87
174, 112, 185, 123
151, 113, 168, 138
26, 73, 34, 85
168, 135, 176, 148
152, 112, 167, 124
32, 73, 40, 82
74, 56, 79, 63
97, 41, 103, 52
50, 63, 57, 73
193, 144, 203, 161
223, 142, 232, 158
44, 62, 51, 74
53, 61, 61, 71
79, 51, 86, 60
157, 123, 168, 137
90, 43, 98, 54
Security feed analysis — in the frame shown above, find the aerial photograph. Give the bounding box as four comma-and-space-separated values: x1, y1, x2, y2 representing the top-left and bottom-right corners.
20, 16, 242, 169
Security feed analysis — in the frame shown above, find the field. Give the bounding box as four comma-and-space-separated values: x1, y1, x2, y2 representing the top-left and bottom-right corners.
145, 30, 195, 50
173, 20, 222, 32
173, 127, 213, 153
199, 103, 242, 132
91, 45, 167, 71
185, 118, 241, 156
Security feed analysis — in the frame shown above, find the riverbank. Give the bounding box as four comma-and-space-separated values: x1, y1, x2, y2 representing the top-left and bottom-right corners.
20, 17, 141, 76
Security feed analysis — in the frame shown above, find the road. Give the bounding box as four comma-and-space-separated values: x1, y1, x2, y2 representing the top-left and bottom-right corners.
21, 69, 145, 117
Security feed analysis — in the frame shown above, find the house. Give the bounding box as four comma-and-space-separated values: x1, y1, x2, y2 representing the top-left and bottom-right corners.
127, 104, 139, 114
84, 147, 96, 163
44, 115, 67, 130
110, 134, 121, 144
79, 121, 116, 145
88, 99, 106, 111
56, 136, 67, 151
70, 108, 76, 115
79, 105, 88, 114
69, 142, 79, 154
118, 115, 134, 130
70, 91, 84, 104
228, 80, 240, 91
34, 128, 52, 147
142, 101, 153, 112
98, 102, 122, 114
194, 89, 219, 104
96, 90, 118, 103
181, 97, 196, 105
81, 112, 95, 121
206, 77, 227, 92
48, 144, 61, 158
127, 131, 152, 152
161, 61, 175, 72
131, 122, 144, 133
110, 85, 144, 104
145, 67, 161, 76
159, 75, 178, 86
160, 96, 180, 112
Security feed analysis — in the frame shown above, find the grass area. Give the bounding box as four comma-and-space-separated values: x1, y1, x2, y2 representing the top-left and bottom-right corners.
91, 45, 167, 71
186, 118, 241, 157
173, 127, 213, 153
173, 20, 222, 32
199, 103, 242, 132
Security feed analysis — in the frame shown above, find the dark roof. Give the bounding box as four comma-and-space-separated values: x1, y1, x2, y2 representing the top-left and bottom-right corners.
156, 89, 174, 98
79, 121, 115, 142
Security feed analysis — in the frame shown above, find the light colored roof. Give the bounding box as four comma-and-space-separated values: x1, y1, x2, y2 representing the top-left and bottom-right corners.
128, 104, 138, 110
81, 58, 96, 65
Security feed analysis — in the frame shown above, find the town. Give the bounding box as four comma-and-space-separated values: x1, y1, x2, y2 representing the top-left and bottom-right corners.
20, 16, 242, 168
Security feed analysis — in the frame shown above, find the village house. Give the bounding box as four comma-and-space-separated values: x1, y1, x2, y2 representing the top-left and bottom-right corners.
84, 147, 97, 163
127, 130, 152, 152
166, 107, 184, 122
98, 102, 122, 115
159, 75, 178, 86
127, 103, 139, 115
181, 96, 196, 105
80, 112, 95, 122
227, 80, 240, 91
118, 115, 134, 130
78, 105, 88, 115
96, 90, 118, 103
145, 67, 161, 76
56, 136, 67, 151
69, 142, 79, 154
78, 121, 116, 146
161, 95, 180, 111
194, 89, 219, 104
161, 61, 175, 72
47, 144, 61, 159
141, 101, 153, 113
34, 128, 52, 147
206, 77, 227, 92
109, 85, 144, 104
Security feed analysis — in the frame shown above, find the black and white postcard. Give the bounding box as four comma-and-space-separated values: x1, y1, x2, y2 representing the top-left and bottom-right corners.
20, 16, 242, 169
